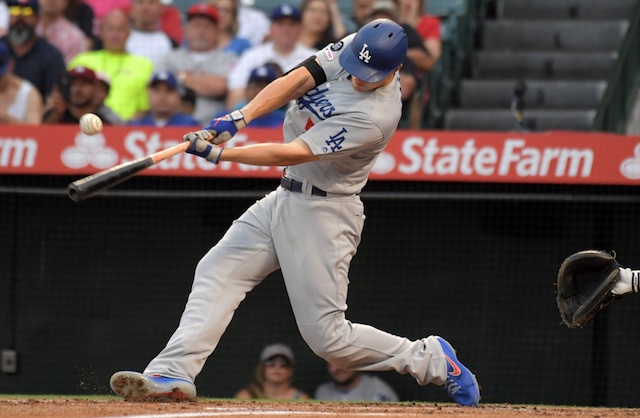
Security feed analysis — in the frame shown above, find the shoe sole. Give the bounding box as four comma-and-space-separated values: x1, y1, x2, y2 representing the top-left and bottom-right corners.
110, 372, 195, 402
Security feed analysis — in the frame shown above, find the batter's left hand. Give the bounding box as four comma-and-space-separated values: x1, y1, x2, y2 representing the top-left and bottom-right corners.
183, 133, 223, 164
204, 110, 247, 145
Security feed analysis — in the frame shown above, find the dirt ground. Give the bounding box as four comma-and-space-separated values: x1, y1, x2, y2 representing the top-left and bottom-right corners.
0, 398, 639, 418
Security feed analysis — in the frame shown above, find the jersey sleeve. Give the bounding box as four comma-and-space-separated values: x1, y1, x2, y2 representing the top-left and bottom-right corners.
315, 33, 355, 82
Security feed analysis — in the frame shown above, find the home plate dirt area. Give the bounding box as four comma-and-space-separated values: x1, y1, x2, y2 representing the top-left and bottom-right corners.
1, 398, 640, 418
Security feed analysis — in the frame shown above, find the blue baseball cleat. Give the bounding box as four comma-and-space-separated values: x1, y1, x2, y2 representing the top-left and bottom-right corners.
436, 337, 480, 406
110, 371, 196, 402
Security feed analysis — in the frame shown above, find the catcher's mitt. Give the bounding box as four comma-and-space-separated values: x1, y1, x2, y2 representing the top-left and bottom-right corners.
556, 250, 620, 329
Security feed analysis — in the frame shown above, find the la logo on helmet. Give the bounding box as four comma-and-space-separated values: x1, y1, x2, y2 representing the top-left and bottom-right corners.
358, 44, 372, 64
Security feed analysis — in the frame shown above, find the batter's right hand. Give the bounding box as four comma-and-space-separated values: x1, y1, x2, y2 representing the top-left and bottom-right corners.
183, 134, 223, 164
204, 110, 247, 145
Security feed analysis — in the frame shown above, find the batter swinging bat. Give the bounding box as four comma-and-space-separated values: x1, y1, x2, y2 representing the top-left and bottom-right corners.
67, 141, 190, 202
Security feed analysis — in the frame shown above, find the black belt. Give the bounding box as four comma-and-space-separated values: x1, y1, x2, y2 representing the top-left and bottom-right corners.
280, 177, 327, 197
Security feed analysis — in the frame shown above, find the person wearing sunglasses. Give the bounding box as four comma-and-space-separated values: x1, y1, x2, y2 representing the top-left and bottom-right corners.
1, 0, 66, 100
235, 343, 310, 400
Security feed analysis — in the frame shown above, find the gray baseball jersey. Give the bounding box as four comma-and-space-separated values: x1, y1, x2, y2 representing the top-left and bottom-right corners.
144, 33, 448, 393
283, 33, 402, 195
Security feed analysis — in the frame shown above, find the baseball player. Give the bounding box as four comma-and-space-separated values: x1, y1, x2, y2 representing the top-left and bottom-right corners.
109, 19, 480, 406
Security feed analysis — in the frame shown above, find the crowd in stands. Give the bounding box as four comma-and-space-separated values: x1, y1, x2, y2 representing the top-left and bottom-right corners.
234, 343, 399, 402
0, 0, 441, 127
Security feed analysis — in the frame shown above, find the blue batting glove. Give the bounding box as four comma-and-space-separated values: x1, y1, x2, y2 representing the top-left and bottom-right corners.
183, 132, 223, 164
204, 110, 247, 145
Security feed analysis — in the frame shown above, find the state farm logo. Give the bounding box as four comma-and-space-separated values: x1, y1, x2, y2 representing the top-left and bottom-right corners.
399, 137, 593, 178
620, 143, 640, 179
61, 132, 118, 169
0, 137, 37, 166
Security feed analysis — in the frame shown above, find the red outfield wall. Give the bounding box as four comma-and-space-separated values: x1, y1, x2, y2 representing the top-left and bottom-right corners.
1, 125, 639, 185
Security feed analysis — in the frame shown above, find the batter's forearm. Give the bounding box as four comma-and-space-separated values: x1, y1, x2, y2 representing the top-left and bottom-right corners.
220, 142, 316, 167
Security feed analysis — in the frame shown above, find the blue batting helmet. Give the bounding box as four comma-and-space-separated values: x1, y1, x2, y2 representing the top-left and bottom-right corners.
339, 18, 408, 83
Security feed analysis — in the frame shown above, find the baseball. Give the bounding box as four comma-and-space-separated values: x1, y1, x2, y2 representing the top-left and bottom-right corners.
79, 113, 103, 135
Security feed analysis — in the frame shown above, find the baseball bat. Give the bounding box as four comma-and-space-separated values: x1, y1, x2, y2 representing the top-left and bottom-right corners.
67, 141, 190, 202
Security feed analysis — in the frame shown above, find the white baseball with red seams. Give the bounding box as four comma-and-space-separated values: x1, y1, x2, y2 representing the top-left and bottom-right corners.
79, 113, 103, 135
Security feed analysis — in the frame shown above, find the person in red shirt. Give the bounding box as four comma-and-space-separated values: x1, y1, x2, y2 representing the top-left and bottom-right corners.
397, 0, 440, 71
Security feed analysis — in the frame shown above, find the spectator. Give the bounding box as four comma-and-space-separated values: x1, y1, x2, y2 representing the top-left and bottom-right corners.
226, 2, 317, 110
83, 0, 129, 23
155, 3, 237, 126
180, 86, 196, 116
68, 8, 153, 121
208, 0, 251, 56
236, 0, 269, 47
397, 0, 441, 70
2, 0, 66, 100
0, 1, 9, 37
369, 0, 429, 127
314, 361, 399, 402
36, 0, 88, 63
235, 343, 310, 400
94, 70, 123, 124
371, 0, 432, 73
63, 0, 97, 48
42, 66, 110, 123
126, 0, 174, 67
214, 63, 284, 128
299, 0, 347, 50
0, 41, 42, 124
128, 71, 200, 127
343, 0, 373, 34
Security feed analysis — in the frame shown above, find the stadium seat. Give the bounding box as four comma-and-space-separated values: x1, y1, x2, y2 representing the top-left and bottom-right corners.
497, 0, 638, 20
472, 51, 617, 79
459, 80, 607, 109
442, 0, 635, 132
482, 20, 629, 52
444, 109, 597, 131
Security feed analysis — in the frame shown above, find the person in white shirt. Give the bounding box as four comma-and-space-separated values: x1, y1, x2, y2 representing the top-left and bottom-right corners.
314, 361, 399, 402
126, 0, 174, 67
0, 42, 42, 124
236, 0, 270, 46
225, 2, 317, 109
0, 1, 8, 37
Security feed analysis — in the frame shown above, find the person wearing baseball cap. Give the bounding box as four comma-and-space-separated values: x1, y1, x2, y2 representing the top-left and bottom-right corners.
2, 0, 66, 99
211, 63, 285, 127
93, 71, 124, 125
110, 18, 479, 409
43, 65, 109, 125
128, 71, 200, 127
225, 2, 316, 109
234, 343, 309, 400
153, 2, 237, 126
0, 40, 43, 124
269, 2, 302, 22
186, 2, 219, 23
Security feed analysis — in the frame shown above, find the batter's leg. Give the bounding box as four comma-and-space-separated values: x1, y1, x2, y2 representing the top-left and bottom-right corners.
144, 191, 282, 382
273, 192, 476, 403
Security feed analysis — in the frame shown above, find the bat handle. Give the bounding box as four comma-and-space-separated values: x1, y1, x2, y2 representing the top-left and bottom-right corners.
151, 141, 191, 163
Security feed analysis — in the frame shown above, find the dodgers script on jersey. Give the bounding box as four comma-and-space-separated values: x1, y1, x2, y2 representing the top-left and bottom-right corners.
283, 33, 403, 195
